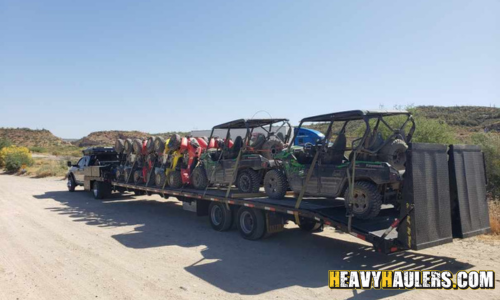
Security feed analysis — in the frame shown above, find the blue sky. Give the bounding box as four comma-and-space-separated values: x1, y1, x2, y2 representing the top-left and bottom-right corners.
0, 0, 498, 138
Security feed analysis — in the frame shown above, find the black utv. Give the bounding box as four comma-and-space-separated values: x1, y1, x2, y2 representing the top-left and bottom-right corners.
191, 118, 291, 194
263, 110, 415, 220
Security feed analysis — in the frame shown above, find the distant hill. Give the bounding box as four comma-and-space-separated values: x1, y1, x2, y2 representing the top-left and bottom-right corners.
415, 106, 500, 131
0, 128, 68, 147
72, 130, 190, 147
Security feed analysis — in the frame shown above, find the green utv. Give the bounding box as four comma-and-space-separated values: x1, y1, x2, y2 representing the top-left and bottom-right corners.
263, 110, 415, 220
191, 118, 291, 194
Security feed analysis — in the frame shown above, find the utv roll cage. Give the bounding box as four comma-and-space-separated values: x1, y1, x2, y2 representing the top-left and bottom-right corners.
290, 110, 415, 154
290, 110, 415, 230
206, 118, 291, 198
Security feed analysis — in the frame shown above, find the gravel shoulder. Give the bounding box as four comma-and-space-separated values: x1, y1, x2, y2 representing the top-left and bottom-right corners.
0, 174, 498, 300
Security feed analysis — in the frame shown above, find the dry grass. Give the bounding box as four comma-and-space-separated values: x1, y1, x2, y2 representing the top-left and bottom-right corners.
489, 200, 500, 235
25, 158, 68, 178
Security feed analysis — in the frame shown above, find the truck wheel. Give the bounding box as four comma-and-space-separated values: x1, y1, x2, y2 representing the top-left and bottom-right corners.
168, 170, 183, 188
67, 174, 76, 192
379, 139, 408, 171
344, 181, 382, 220
155, 172, 166, 187
264, 169, 287, 199
192, 167, 208, 190
298, 219, 323, 232
92, 181, 109, 199
236, 169, 260, 193
237, 207, 266, 240
209, 202, 233, 231
114, 139, 125, 153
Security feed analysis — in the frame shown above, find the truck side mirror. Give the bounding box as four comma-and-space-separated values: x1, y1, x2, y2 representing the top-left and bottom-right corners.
67, 161, 72, 167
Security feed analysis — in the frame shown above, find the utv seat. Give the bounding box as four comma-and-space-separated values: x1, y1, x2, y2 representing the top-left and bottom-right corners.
225, 136, 243, 159
321, 133, 346, 165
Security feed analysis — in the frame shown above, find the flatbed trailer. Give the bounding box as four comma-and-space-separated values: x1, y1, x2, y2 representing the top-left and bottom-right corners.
82, 143, 491, 255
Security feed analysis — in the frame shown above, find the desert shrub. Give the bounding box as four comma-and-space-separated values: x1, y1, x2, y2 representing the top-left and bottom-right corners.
471, 133, 500, 199
0, 138, 12, 151
1, 146, 33, 172
29, 146, 47, 153
28, 159, 67, 178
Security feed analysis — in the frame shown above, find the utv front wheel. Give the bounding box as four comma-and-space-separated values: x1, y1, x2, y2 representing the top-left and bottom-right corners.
155, 172, 166, 187
344, 181, 382, 220
264, 169, 287, 199
236, 169, 260, 193
192, 167, 208, 190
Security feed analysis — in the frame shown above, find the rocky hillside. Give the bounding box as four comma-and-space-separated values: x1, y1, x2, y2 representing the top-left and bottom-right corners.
72, 130, 190, 147
416, 106, 500, 132
0, 128, 68, 147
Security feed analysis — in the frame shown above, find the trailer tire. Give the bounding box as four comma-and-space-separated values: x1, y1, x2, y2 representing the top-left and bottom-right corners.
209, 202, 233, 231
168, 170, 183, 188
236, 169, 260, 193
379, 139, 408, 171
67, 174, 76, 192
344, 181, 382, 220
298, 219, 323, 232
192, 167, 208, 190
134, 190, 145, 196
264, 169, 287, 199
92, 181, 109, 200
237, 207, 266, 240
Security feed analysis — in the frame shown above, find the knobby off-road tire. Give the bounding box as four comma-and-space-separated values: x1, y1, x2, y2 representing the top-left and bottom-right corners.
132, 139, 143, 154
209, 202, 233, 231
192, 166, 209, 190
168, 170, 183, 188
146, 137, 156, 153
155, 171, 166, 187
67, 174, 76, 192
344, 181, 382, 220
236, 169, 260, 193
114, 139, 125, 153
261, 138, 285, 160
237, 207, 266, 240
379, 139, 408, 171
154, 137, 166, 155
133, 169, 143, 184
263, 169, 287, 199
168, 134, 181, 151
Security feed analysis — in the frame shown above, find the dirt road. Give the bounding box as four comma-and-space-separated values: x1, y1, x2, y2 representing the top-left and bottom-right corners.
0, 174, 498, 300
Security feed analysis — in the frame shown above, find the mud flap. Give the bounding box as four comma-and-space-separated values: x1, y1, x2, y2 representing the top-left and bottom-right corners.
448, 145, 490, 238
266, 212, 284, 234
398, 143, 453, 250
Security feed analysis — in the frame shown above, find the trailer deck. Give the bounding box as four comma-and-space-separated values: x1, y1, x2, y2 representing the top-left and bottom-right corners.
111, 181, 403, 253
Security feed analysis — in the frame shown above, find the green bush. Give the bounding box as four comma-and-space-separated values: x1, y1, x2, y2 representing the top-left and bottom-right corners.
29, 146, 47, 153
4, 151, 33, 172
471, 133, 500, 199
0, 138, 12, 151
